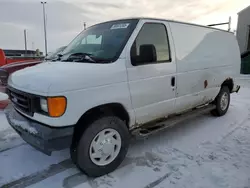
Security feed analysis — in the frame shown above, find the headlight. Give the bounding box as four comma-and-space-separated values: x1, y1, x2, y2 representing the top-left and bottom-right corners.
40, 98, 48, 112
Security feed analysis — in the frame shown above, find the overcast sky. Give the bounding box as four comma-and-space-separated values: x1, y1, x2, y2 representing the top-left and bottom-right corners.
0, 0, 249, 53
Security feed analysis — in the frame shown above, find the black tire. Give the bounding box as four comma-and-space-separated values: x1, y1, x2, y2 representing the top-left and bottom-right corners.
75, 116, 130, 177
211, 86, 230, 116
70, 144, 77, 164
70, 128, 82, 164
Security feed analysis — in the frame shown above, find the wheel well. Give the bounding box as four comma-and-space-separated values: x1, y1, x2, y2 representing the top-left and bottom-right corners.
71, 103, 130, 147
221, 78, 233, 92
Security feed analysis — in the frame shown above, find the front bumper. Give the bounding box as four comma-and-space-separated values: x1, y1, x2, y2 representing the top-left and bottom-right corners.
5, 106, 74, 155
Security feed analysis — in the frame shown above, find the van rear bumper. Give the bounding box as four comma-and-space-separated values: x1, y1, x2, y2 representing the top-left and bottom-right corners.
5, 106, 74, 155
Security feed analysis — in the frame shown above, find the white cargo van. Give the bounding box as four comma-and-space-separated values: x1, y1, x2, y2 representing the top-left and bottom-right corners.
5, 18, 240, 177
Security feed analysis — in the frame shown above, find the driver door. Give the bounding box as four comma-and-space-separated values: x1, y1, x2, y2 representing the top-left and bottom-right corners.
126, 20, 177, 125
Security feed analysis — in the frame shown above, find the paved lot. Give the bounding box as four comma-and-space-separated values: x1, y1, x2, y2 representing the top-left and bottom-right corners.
1, 76, 250, 188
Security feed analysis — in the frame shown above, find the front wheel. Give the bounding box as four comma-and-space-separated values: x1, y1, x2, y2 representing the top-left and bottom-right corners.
75, 116, 130, 177
211, 86, 230, 116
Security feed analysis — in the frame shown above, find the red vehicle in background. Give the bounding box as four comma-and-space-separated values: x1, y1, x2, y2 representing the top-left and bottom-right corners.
0, 60, 42, 92
0, 46, 66, 93
0, 48, 43, 67
0, 48, 43, 93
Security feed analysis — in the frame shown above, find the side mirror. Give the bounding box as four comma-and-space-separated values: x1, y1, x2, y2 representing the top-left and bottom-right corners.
140, 44, 157, 63
131, 44, 157, 66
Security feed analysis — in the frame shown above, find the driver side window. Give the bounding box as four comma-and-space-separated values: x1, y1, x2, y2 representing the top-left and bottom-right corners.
130, 23, 171, 66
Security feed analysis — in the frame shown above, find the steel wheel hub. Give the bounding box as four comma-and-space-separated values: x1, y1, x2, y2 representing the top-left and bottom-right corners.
220, 92, 229, 111
89, 128, 121, 166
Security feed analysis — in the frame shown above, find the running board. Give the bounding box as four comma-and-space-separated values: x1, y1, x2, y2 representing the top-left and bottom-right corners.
131, 104, 216, 137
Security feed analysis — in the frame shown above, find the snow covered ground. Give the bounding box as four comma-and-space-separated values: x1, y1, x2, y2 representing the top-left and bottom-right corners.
0, 92, 8, 101
1, 76, 250, 188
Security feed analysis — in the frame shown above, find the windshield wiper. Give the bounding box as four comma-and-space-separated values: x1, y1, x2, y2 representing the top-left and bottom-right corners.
51, 53, 63, 61
62, 52, 96, 63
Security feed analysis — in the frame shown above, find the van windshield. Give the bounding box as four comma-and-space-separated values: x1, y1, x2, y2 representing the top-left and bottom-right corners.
61, 19, 139, 63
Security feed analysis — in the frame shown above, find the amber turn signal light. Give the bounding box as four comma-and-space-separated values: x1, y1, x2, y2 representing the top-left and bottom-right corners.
47, 97, 67, 117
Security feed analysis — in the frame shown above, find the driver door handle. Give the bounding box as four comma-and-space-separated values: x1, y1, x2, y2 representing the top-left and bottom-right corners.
171, 77, 175, 87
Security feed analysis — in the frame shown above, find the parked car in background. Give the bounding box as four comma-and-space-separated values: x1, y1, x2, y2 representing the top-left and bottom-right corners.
5, 18, 241, 177
0, 48, 43, 67
0, 48, 43, 93
0, 46, 66, 93
0, 60, 42, 93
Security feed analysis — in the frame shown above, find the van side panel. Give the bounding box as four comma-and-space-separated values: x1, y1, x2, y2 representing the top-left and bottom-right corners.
168, 22, 240, 112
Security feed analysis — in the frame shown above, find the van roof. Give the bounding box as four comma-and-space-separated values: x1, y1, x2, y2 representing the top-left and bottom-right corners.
94, 17, 232, 33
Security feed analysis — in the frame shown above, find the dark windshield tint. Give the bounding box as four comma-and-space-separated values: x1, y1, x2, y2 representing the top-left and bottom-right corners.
62, 19, 139, 62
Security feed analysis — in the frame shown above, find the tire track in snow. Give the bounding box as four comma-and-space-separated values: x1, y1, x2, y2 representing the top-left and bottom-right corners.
0, 143, 26, 153
0, 128, 16, 141
144, 172, 172, 188
1, 159, 74, 188
220, 109, 250, 141
0, 128, 25, 153
143, 147, 196, 188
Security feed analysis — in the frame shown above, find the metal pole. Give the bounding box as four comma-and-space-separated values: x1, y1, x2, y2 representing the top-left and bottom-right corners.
228, 16, 231, 32
207, 22, 229, 27
41, 2, 48, 56
32, 42, 34, 50
208, 16, 232, 32
84, 22, 86, 30
24, 29, 27, 54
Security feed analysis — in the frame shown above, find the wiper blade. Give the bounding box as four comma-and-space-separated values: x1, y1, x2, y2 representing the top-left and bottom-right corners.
63, 53, 96, 63
51, 53, 63, 61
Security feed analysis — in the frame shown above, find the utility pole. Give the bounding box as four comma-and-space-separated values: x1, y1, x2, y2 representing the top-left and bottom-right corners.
32, 42, 35, 50
24, 29, 27, 54
228, 16, 231, 32
41, 1, 48, 56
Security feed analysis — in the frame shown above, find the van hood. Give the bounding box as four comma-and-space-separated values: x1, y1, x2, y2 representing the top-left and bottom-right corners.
8, 61, 127, 95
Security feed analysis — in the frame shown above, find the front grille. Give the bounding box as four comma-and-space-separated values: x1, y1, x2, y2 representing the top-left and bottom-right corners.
8, 88, 34, 116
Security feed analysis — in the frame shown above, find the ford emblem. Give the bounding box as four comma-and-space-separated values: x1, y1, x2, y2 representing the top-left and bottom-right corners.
12, 97, 18, 103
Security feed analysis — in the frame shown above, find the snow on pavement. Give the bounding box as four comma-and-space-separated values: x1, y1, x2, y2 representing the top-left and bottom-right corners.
0, 111, 10, 131
0, 92, 8, 101
5, 108, 38, 135
0, 92, 9, 109
0, 76, 250, 188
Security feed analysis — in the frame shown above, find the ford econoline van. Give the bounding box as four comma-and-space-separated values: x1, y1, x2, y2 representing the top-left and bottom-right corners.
5, 18, 240, 177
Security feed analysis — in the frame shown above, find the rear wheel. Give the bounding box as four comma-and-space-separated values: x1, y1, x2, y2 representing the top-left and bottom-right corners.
211, 86, 230, 116
75, 116, 130, 177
